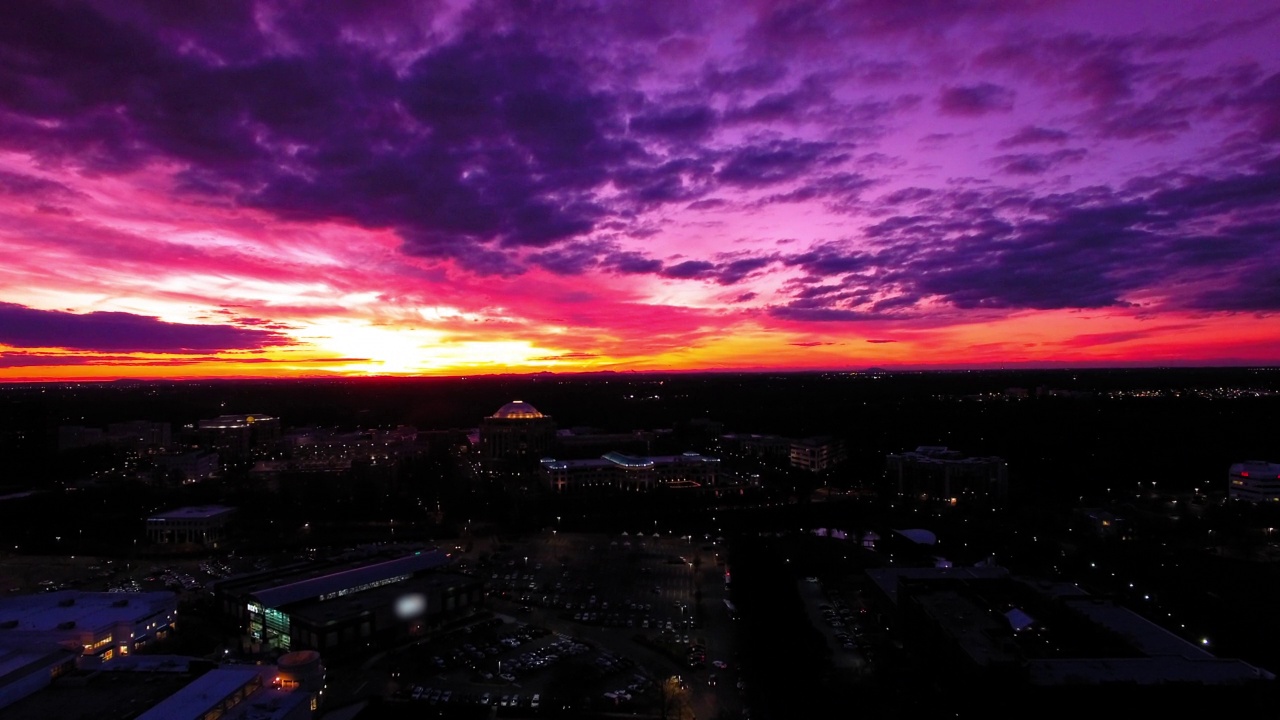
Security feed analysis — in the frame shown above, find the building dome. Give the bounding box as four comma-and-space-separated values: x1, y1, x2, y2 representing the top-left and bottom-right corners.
492, 400, 544, 419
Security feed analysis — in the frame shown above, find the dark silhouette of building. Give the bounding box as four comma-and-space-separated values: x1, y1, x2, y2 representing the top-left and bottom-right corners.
887, 446, 1008, 503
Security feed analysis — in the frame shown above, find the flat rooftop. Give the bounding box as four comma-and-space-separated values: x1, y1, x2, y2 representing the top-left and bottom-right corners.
867, 566, 1009, 604
287, 572, 481, 625
135, 667, 263, 720
2, 666, 196, 720
250, 550, 450, 609
542, 452, 718, 470
0, 591, 175, 632
0, 643, 78, 692
148, 505, 236, 521
222, 686, 312, 720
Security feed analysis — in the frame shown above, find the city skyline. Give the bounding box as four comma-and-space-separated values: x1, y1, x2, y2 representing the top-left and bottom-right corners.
1, 0, 1279, 380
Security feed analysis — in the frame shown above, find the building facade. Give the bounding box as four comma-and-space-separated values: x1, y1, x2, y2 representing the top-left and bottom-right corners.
196, 414, 281, 457
1228, 461, 1280, 502
214, 550, 481, 654
887, 446, 1008, 503
790, 436, 847, 472
478, 401, 556, 463
0, 590, 177, 663
540, 451, 720, 492
146, 505, 235, 546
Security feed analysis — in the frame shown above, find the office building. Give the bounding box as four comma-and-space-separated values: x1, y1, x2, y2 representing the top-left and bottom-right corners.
213, 550, 481, 653
478, 401, 556, 463
197, 414, 281, 457
887, 446, 1008, 503
146, 505, 235, 546
719, 433, 793, 462
1228, 461, 1280, 503
540, 451, 720, 492
790, 436, 846, 472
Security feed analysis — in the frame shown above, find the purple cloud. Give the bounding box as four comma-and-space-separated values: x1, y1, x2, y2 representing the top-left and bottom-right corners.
0, 303, 291, 353
993, 148, 1088, 175
938, 83, 1016, 116
998, 126, 1070, 147
629, 104, 719, 141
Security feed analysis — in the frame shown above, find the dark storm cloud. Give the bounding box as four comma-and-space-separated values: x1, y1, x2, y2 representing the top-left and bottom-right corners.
938, 83, 1016, 116
0, 303, 291, 352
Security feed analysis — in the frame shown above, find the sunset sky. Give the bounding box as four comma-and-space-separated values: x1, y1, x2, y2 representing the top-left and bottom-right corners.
1, 0, 1278, 379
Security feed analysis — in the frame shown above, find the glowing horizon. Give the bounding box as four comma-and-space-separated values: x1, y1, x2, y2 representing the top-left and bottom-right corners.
2, 1, 1278, 380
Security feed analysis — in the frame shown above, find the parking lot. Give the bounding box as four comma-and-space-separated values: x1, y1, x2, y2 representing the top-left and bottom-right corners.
374, 531, 745, 717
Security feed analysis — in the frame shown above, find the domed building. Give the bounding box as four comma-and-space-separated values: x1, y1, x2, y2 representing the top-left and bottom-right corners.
491, 400, 546, 420
478, 400, 556, 465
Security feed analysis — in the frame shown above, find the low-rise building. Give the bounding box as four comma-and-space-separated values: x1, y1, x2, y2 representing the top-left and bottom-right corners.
213, 550, 480, 654
867, 567, 1273, 692
146, 505, 235, 547
0, 591, 177, 664
887, 446, 1008, 503
540, 451, 720, 492
3, 654, 318, 720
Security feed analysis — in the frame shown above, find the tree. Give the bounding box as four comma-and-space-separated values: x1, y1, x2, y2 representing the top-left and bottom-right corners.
659, 675, 694, 720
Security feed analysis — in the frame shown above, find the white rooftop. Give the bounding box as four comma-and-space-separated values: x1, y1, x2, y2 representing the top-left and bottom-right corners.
148, 505, 236, 521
